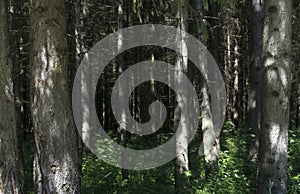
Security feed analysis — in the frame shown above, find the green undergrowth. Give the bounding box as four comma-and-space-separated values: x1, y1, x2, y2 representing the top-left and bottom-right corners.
22, 121, 300, 193
82, 121, 259, 194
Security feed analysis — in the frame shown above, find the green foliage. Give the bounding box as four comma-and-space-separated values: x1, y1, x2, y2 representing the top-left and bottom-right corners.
223, 120, 235, 132
288, 128, 300, 193
23, 122, 300, 193
22, 91, 300, 188
82, 154, 174, 194
81, 124, 258, 193
82, 155, 123, 193
191, 126, 257, 194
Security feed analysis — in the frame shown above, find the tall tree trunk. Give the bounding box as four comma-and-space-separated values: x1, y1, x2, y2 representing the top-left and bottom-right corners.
257, 0, 292, 193
232, 17, 240, 127
67, 0, 84, 183
191, 0, 220, 176
223, 0, 233, 122
29, 0, 81, 192
200, 80, 220, 175
248, 0, 263, 160
174, 0, 190, 193
117, 0, 129, 181
0, 0, 24, 192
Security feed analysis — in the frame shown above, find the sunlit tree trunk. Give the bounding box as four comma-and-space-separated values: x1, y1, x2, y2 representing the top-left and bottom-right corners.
117, 0, 129, 181
0, 0, 24, 192
200, 80, 220, 174
222, 0, 241, 128
174, 0, 190, 193
29, 0, 81, 192
191, 0, 220, 176
257, 0, 292, 193
232, 17, 240, 127
223, 0, 233, 122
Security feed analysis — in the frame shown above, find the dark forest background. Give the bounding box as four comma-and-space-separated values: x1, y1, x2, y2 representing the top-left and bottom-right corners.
0, 0, 299, 193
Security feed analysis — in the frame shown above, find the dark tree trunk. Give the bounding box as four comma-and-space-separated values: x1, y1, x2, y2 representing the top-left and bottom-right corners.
248, 0, 263, 160
0, 0, 24, 192
9, 0, 30, 192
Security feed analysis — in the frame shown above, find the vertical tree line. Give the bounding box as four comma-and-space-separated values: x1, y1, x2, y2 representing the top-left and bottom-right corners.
0, 0, 298, 193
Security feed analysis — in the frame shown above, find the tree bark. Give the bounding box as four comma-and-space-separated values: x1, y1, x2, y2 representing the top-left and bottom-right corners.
10, 3, 30, 193
232, 17, 240, 127
223, 0, 233, 123
174, 0, 190, 193
248, 0, 263, 160
0, 0, 24, 192
191, 0, 220, 176
29, 0, 81, 192
257, 0, 292, 193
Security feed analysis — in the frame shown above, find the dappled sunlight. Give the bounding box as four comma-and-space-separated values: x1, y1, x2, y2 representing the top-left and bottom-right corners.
1, 0, 297, 193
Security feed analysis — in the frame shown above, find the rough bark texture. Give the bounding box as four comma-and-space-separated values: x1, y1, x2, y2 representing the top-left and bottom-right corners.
67, 0, 84, 183
29, 0, 81, 192
257, 0, 292, 193
0, 0, 24, 193
174, 0, 190, 193
192, 0, 219, 175
248, 0, 263, 160
10, 2, 29, 192
201, 81, 220, 174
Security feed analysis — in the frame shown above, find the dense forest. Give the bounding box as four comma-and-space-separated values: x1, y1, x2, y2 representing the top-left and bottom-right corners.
0, 0, 299, 193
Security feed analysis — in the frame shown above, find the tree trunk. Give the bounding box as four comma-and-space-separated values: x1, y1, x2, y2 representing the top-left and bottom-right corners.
67, 0, 84, 182
232, 17, 240, 127
257, 0, 292, 193
29, 0, 81, 192
174, 0, 190, 193
191, 0, 220, 176
223, 0, 233, 122
248, 0, 263, 160
116, 0, 129, 181
0, 0, 24, 192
